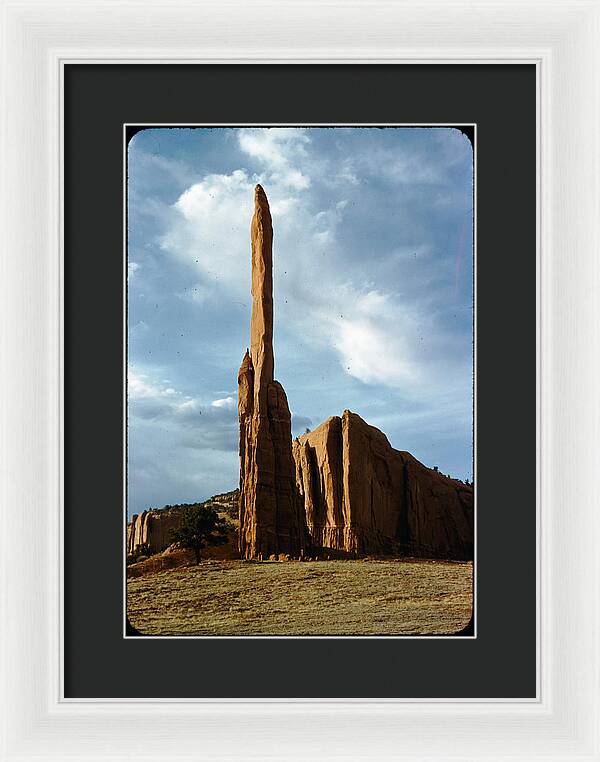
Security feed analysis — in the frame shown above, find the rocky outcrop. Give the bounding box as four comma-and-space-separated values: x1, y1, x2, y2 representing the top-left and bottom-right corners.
293, 411, 473, 560
238, 186, 308, 559
126, 509, 183, 556
127, 490, 239, 556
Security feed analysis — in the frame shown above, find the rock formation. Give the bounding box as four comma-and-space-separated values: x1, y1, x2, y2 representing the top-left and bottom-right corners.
236, 185, 473, 562
126, 508, 184, 556
127, 490, 239, 556
237, 186, 308, 559
293, 411, 473, 560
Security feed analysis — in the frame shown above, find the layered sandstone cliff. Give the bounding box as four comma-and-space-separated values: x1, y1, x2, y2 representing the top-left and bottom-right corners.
237, 186, 308, 559
293, 411, 473, 560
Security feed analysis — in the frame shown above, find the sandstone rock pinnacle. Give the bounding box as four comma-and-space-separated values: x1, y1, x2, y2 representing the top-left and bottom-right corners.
250, 185, 274, 413
238, 186, 308, 559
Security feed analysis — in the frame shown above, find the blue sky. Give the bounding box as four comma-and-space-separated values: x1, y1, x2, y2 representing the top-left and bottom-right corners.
127, 126, 473, 517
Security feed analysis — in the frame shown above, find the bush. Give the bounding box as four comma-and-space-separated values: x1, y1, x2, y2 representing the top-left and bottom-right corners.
170, 504, 230, 564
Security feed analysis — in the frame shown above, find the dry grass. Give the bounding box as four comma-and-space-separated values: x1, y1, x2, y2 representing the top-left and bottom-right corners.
127, 558, 473, 636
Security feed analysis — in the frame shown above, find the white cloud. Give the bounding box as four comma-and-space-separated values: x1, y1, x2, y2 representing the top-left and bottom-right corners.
128, 368, 173, 400
211, 396, 236, 410
331, 303, 416, 387
174, 169, 251, 221
160, 169, 255, 293
238, 127, 308, 164
128, 367, 238, 457
129, 367, 229, 420
238, 128, 311, 190
128, 261, 141, 279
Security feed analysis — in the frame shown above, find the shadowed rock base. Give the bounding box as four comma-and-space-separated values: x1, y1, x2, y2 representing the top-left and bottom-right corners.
238, 356, 308, 558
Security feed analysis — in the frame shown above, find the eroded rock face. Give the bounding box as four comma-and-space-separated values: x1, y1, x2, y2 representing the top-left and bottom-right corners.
126, 509, 182, 556
126, 490, 239, 557
238, 186, 308, 559
293, 410, 474, 560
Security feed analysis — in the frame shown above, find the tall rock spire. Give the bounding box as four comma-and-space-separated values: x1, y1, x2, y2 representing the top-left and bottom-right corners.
238, 186, 308, 559
249, 184, 274, 412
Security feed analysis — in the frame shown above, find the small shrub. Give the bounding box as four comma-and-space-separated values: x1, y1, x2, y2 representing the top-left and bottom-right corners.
170, 504, 230, 564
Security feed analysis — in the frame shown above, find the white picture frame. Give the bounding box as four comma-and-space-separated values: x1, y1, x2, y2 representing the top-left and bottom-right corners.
1, 0, 599, 759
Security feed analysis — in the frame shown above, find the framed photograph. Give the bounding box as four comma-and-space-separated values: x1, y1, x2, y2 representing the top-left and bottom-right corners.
2, 1, 599, 760
124, 122, 477, 640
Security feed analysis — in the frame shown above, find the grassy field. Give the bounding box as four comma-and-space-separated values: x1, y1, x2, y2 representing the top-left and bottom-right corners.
127, 558, 473, 636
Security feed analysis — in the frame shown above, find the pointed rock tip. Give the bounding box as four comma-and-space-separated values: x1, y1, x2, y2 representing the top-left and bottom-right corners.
298, 414, 342, 441
239, 349, 253, 371
254, 184, 269, 205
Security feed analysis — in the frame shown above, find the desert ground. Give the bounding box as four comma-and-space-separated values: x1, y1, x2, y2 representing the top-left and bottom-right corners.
127, 558, 473, 636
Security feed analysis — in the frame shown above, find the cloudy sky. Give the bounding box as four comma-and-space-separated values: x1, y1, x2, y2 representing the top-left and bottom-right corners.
127, 126, 473, 517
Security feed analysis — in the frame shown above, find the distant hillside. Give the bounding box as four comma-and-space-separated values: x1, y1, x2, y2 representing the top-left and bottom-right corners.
151, 489, 239, 519
126, 489, 239, 558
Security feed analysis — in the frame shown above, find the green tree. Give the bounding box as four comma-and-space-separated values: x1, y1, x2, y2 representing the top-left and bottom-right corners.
170, 504, 230, 564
